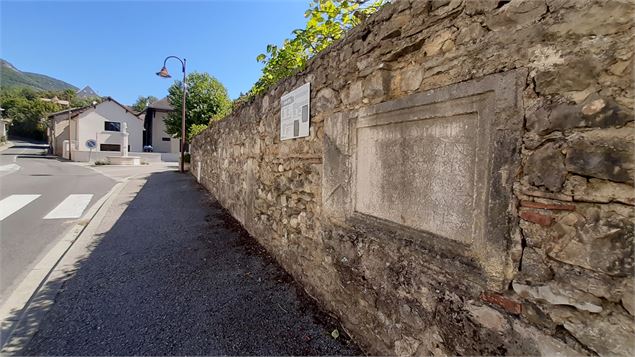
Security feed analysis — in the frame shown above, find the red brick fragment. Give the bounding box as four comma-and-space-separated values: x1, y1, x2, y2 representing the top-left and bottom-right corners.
480, 292, 522, 315
519, 210, 553, 226
520, 200, 576, 211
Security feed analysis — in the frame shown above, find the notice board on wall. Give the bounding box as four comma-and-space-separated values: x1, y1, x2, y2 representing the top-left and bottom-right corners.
280, 83, 310, 140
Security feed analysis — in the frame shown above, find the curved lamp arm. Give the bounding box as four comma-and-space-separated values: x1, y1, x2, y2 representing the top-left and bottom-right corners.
156, 56, 186, 80
162, 56, 186, 73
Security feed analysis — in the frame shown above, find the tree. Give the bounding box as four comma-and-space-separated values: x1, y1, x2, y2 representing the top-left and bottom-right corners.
250, 0, 385, 95
131, 95, 158, 112
165, 72, 231, 139
0, 87, 62, 140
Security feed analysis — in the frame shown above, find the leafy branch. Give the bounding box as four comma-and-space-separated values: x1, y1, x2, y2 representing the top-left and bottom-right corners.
247, 0, 385, 97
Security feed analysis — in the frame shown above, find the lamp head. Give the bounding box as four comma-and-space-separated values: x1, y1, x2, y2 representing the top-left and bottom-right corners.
156, 66, 171, 78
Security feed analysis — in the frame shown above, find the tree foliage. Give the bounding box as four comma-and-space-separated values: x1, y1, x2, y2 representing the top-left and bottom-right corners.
0, 87, 104, 140
248, 0, 384, 96
131, 95, 158, 112
165, 72, 231, 139
188, 123, 208, 141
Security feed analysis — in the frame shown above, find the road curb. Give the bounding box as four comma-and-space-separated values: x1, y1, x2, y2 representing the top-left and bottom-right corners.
0, 140, 15, 152
0, 178, 130, 353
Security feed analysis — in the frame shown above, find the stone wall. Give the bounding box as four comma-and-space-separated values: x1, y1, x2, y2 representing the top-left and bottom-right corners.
191, 0, 634, 355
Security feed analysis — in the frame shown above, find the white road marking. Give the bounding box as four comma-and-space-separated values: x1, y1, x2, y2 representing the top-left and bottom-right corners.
0, 163, 20, 177
0, 194, 41, 221
0, 164, 19, 172
44, 194, 94, 219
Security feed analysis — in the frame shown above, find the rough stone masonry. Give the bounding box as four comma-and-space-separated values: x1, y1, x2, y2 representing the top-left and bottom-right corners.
191, 0, 635, 355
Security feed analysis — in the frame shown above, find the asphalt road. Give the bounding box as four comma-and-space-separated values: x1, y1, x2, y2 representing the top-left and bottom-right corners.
19, 171, 361, 355
0, 140, 116, 302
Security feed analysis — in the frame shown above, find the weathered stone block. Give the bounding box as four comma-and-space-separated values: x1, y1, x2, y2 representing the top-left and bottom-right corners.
548, 207, 634, 276
621, 279, 634, 316
551, 262, 629, 304
534, 57, 599, 95
516, 247, 554, 284
464, 0, 498, 15
466, 303, 510, 332
526, 95, 632, 134
485, 0, 547, 31
565, 128, 635, 184
363, 70, 390, 98
546, 1, 635, 36
314, 87, 339, 113
422, 29, 455, 57
563, 176, 635, 205
549, 305, 635, 357
525, 143, 567, 191
513, 281, 603, 313
511, 320, 586, 357
399, 65, 423, 92
520, 220, 552, 248
456, 22, 487, 44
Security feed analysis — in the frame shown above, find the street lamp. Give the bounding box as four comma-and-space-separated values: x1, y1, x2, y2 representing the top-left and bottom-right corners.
156, 56, 187, 173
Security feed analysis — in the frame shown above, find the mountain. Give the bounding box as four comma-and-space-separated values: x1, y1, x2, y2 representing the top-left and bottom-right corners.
76, 85, 99, 99
0, 59, 77, 92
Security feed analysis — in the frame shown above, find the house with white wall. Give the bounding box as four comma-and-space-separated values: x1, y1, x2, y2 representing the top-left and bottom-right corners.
48, 97, 145, 161
0, 107, 10, 142
139, 97, 180, 161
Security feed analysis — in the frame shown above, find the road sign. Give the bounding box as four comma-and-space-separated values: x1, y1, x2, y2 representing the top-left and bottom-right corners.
85, 139, 97, 149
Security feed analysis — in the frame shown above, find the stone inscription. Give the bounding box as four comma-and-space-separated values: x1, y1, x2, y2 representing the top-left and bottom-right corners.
355, 113, 478, 243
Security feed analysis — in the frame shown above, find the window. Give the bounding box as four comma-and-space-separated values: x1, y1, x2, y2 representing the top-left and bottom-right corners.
100, 144, 120, 152
104, 121, 121, 132
162, 137, 171, 141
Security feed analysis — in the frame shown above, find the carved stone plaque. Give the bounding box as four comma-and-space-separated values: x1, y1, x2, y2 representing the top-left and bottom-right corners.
355, 113, 478, 244
323, 70, 527, 289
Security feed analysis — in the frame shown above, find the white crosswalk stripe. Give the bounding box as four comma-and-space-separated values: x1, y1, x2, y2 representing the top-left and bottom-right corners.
43, 194, 94, 220
0, 194, 41, 221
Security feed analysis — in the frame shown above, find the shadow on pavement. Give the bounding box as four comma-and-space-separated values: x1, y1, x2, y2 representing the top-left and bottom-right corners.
7, 145, 49, 150
15, 155, 58, 160
2, 171, 362, 356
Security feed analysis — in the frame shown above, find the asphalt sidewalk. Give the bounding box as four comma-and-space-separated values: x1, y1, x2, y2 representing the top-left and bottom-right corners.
9, 171, 361, 355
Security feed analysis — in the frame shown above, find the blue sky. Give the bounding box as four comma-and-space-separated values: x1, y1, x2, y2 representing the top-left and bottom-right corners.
0, 0, 309, 104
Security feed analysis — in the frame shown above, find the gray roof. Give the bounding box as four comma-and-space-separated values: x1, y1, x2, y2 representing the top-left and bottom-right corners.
148, 96, 173, 111
47, 106, 90, 118
47, 97, 140, 120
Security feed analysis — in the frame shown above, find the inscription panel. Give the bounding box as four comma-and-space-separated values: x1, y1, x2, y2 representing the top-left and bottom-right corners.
323, 69, 526, 289
355, 114, 478, 244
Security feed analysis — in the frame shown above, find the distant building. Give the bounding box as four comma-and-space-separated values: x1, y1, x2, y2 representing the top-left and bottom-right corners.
139, 97, 179, 155
76, 85, 99, 99
39, 96, 70, 106
47, 97, 143, 159
0, 107, 10, 141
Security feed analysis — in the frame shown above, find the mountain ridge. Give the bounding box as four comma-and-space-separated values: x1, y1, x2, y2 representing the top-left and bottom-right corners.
0, 59, 78, 92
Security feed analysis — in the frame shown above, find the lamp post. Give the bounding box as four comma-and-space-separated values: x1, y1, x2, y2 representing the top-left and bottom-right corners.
156, 56, 187, 173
